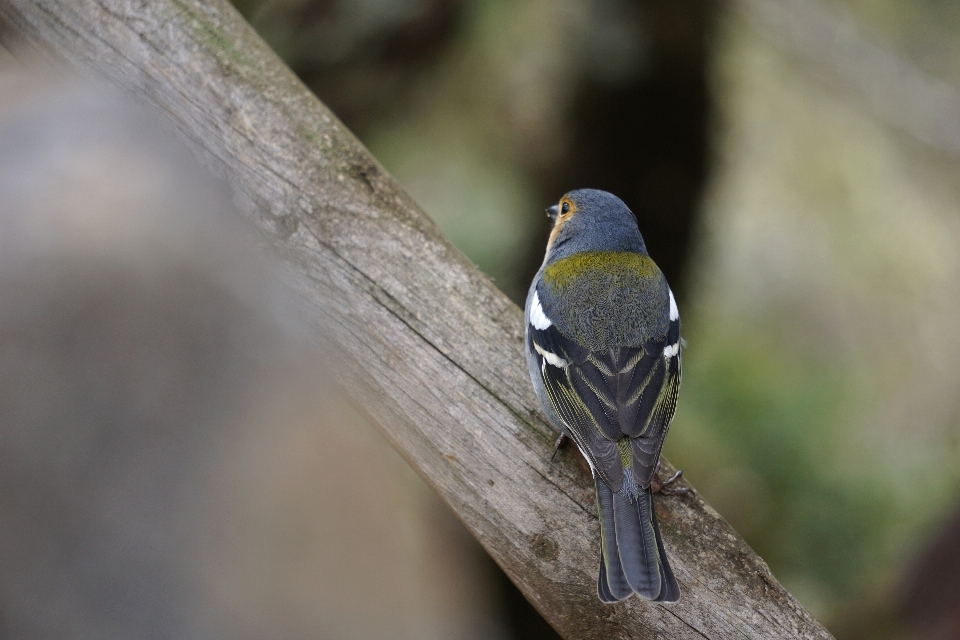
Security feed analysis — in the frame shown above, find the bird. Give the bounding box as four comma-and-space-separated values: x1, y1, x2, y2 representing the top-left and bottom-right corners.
524, 188, 685, 603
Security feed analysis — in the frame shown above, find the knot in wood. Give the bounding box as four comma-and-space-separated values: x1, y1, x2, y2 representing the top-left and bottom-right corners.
530, 533, 559, 561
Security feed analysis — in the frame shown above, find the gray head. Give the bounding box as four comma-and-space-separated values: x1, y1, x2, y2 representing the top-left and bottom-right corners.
543, 189, 647, 264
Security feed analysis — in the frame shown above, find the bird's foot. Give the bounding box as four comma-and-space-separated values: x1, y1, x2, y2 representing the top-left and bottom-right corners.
550, 433, 568, 461
651, 468, 693, 496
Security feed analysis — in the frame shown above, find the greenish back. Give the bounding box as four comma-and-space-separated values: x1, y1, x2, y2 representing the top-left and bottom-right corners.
541, 251, 669, 350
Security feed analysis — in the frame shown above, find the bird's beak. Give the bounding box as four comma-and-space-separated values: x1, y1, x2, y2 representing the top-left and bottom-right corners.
546, 204, 559, 221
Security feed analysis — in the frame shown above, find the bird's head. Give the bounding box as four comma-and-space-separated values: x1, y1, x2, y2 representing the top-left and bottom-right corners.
543, 189, 648, 264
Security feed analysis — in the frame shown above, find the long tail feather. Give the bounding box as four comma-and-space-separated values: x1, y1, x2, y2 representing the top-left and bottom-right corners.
595, 477, 633, 601
596, 477, 679, 602
597, 553, 618, 603
612, 486, 661, 598
650, 501, 680, 602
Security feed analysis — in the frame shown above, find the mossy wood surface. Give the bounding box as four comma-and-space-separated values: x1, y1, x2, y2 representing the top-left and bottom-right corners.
0, 1, 832, 638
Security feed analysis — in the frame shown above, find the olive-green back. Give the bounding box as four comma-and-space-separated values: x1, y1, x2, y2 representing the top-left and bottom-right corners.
540, 251, 669, 351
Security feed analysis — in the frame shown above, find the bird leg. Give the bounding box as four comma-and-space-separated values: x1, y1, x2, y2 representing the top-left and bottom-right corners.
550, 433, 568, 461
651, 465, 693, 496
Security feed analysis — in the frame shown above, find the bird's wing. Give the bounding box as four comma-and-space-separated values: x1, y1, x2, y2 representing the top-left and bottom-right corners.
625, 337, 681, 488
528, 305, 681, 491
527, 320, 623, 489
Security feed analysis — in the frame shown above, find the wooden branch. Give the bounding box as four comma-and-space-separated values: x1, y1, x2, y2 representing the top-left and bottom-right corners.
0, 2, 831, 638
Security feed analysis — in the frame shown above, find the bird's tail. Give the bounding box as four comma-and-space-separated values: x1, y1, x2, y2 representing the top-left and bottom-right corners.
595, 476, 679, 603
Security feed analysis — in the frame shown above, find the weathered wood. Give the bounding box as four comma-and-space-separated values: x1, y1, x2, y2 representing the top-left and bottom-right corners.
0, 2, 832, 638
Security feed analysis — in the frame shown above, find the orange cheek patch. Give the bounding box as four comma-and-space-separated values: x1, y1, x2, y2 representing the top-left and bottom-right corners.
547, 199, 577, 252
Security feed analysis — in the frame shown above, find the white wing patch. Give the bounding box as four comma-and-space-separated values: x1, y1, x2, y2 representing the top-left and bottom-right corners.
530, 290, 553, 330
663, 343, 679, 358
534, 342, 568, 368
669, 289, 679, 321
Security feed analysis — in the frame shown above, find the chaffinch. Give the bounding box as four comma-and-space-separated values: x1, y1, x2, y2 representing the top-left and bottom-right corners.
524, 189, 684, 603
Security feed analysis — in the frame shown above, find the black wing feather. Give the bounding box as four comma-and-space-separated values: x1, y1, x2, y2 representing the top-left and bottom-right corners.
529, 315, 680, 491
630, 348, 680, 487
529, 323, 623, 488
569, 364, 620, 440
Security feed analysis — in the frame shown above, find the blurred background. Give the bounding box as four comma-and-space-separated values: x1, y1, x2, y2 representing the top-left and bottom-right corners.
2, 0, 960, 638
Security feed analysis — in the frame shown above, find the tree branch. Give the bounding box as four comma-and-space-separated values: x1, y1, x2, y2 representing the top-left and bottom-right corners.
0, 1, 831, 637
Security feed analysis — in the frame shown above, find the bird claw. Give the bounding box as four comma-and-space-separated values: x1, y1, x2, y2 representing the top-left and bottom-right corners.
651, 468, 693, 496
550, 433, 568, 461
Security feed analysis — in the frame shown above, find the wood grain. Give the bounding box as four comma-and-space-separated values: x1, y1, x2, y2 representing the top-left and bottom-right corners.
0, 1, 832, 637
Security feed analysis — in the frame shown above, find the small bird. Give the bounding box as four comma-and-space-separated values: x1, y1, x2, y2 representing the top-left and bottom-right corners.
524, 189, 684, 603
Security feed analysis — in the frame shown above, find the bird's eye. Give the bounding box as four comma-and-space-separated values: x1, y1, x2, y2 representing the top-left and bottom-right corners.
561, 202, 570, 214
